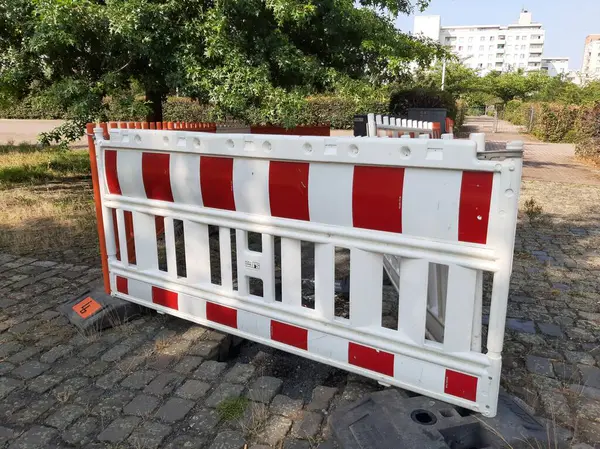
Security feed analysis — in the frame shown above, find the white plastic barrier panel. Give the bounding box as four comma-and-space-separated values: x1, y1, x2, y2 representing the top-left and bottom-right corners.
94, 127, 523, 416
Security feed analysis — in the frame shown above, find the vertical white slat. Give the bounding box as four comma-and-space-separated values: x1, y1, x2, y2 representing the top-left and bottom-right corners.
349, 249, 382, 328
103, 207, 117, 258
261, 234, 276, 303
314, 243, 335, 320
219, 227, 233, 291
471, 270, 484, 352
233, 159, 271, 215
164, 217, 177, 279
184, 221, 210, 284
401, 119, 408, 127
398, 259, 429, 345
116, 150, 145, 199
308, 163, 353, 228
281, 238, 302, 308
444, 264, 477, 353
235, 229, 249, 296
132, 212, 158, 271
367, 113, 377, 137
116, 209, 129, 266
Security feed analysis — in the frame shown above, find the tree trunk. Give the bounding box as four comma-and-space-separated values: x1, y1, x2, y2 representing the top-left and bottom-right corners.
146, 91, 164, 122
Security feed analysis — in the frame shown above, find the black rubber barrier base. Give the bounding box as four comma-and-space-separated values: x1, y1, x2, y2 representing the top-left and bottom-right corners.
58, 288, 144, 335
330, 388, 571, 449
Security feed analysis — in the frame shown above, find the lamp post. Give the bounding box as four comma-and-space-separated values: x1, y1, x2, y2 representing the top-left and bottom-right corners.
441, 55, 473, 91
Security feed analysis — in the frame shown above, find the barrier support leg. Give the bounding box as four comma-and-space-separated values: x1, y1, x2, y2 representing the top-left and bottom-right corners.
86, 123, 111, 294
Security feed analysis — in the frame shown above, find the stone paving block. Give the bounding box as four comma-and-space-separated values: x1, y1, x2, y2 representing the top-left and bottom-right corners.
576, 398, 600, 424
121, 370, 158, 389
97, 416, 141, 443
291, 411, 323, 439
569, 384, 600, 401
190, 340, 221, 358
553, 363, 581, 383
579, 365, 600, 390
307, 386, 337, 411
566, 327, 596, 342
95, 370, 126, 389
209, 430, 246, 449
256, 415, 292, 446
144, 372, 184, 396
156, 397, 195, 423
45, 405, 85, 430
0, 341, 24, 359
537, 322, 564, 338
565, 351, 596, 366
39, 345, 72, 364
224, 363, 256, 384
174, 356, 204, 374
165, 434, 206, 449
270, 395, 303, 418
9, 347, 44, 365
181, 325, 209, 341
284, 439, 311, 449
206, 383, 245, 408
247, 376, 283, 404
10, 396, 56, 426
128, 420, 172, 449
92, 389, 137, 420
47, 357, 86, 378
28, 374, 63, 394
61, 417, 98, 445
82, 360, 110, 378
187, 408, 221, 436
100, 343, 134, 362
538, 390, 572, 427
576, 418, 600, 446
506, 318, 536, 334
193, 360, 228, 381
123, 394, 160, 417
0, 377, 23, 399
526, 355, 555, 377
7, 425, 57, 449
176, 379, 211, 400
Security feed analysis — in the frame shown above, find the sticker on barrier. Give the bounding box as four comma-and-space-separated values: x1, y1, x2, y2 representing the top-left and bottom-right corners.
88, 125, 523, 416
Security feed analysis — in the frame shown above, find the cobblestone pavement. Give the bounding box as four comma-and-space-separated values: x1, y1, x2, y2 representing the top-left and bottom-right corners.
1, 180, 600, 448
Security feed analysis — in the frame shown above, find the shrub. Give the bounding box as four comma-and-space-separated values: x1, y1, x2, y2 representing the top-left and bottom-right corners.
162, 97, 217, 122
389, 87, 457, 120
531, 103, 580, 143
575, 102, 600, 160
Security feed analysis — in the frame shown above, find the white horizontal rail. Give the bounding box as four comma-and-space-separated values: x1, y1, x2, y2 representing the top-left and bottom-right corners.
109, 262, 492, 373
103, 194, 500, 271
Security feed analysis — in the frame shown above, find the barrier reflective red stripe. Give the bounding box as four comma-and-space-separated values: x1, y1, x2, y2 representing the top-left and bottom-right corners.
348, 342, 394, 377
444, 369, 478, 402
152, 286, 178, 310
271, 320, 308, 350
458, 172, 493, 244
206, 302, 238, 328
352, 166, 404, 233
104, 150, 121, 195
142, 153, 174, 202
269, 161, 310, 221
116, 276, 128, 294
200, 156, 236, 211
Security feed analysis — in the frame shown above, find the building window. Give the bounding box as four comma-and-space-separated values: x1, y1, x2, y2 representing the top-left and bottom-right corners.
468, 46, 473, 51
488, 54, 493, 59
489, 45, 494, 51
479, 45, 484, 51
478, 54, 484, 58
468, 37, 473, 43
459, 37, 464, 43
522, 35, 527, 40
487, 63, 493, 68
458, 46, 463, 51
490, 36, 495, 41
508, 36, 512, 41
480, 36, 486, 42
521, 45, 526, 50
519, 63, 525, 68
499, 35, 505, 40
445, 37, 451, 43
506, 45, 512, 50
520, 54, 525, 59
516, 36, 520, 41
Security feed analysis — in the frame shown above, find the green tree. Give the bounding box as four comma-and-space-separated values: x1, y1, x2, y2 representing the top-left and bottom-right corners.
0, 0, 445, 133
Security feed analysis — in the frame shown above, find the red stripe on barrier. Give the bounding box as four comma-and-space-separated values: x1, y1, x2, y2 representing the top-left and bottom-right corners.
271, 320, 308, 350
152, 286, 178, 310
352, 166, 404, 233
116, 276, 128, 294
123, 211, 136, 264
200, 156, 235, 211
348, 342, 394, 377
444, 369, 478, 402
104, 150, 121, 195
269, 161, 310, 221
206, 302, 238, 328
458, 172, 493, 244
142, 152, 174, 202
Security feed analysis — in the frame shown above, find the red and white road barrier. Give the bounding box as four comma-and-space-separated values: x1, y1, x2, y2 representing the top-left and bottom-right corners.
88, 126, 523, 417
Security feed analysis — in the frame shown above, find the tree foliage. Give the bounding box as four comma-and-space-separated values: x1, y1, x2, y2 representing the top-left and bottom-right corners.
0, 0, 444, 131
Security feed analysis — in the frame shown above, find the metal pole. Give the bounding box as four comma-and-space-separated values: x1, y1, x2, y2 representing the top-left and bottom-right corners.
441, 60, 446, 91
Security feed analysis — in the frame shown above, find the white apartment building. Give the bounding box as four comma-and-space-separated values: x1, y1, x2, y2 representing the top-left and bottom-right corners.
582, 35, 600, 81
541, 57, 569, 77
414, 10, 546, 75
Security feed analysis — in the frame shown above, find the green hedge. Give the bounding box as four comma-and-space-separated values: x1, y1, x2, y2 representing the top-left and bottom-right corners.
575, 103, 600, 160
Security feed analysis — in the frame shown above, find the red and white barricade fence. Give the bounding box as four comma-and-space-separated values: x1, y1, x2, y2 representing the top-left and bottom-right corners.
87, 124, 523, 417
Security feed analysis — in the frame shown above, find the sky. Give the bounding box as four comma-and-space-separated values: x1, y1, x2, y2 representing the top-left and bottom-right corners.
394, 0, 600, 70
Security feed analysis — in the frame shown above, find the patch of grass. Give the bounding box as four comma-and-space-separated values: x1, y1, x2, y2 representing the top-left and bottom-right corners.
217, 397, 249, 421
523, 198, 544, 223
0, 144, 90, 188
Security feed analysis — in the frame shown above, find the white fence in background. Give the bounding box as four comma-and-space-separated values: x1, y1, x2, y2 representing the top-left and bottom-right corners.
93, 128, 523, 416
367, 113, 440, 138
